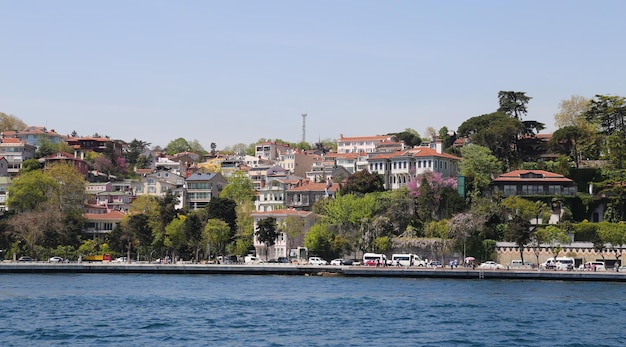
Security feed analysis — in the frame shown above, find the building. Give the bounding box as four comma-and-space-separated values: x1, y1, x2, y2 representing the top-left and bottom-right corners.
185, 172, 228, 210
0, 138, 36, 176
256, 177, 304, 212
368, 147, 461, 190
277, 149, 316, 178
42, 152, 89, 177
66, 136, 124, 158
132, 169, 186, 210
490, 170, 577, 197
0, 176, 11, 213
251, 208, 318, 261
337, 134, 400, 154
255, 141, 292, 160
285, 181, 340, 211
0, 126, 66, 148
83, 210, 126, 240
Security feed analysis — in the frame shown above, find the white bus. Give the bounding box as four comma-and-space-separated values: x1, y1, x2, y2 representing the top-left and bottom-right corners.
363, 253, 389, 266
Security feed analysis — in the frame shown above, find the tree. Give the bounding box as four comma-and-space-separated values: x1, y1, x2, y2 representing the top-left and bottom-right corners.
389, 128, 421, 147
278, 215, 306, 260
255, 217, 278, 261
165, 137, 191, 155
448, 211, 485, 260
122, 213, 153, 261
0, 112, 27, 132
184, 212, 204, 262
554, 95, 591, 128
203, 218, 231, 261
497, 91, 532, 120
597, 221, 626, 271
342, 170, 385, 195
164, 215, 187, 261
536, 225, 572, 268
505, 215, 534, 265
126, 139, 151, 167
459, 144, 502, 195
233, 200, 255, 255
203, 197, 237, 243
584, 94, 626, 136
220, 170, 256, 204
7, 170, 57, 211
549, 126, 586, 168
457, 112, 524, 169
304, 223, 334, 259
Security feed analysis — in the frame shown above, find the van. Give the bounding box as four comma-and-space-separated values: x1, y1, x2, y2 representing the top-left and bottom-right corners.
391, 254, 427, 267
541, 257, 575, 271
244, 255, 262, 264
579, 261, 606, 271
363, 253, 390, 266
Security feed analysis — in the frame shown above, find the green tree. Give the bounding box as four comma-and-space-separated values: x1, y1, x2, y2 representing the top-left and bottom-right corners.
220, 170, 256, 204
184, 212, 204, 262
549, 126, 586, 168
498, 91, 532, 120
536, 224, 572, 267
304, 223, 334, 259
505, 215, 533, 265
597, 221, 626, 270
126, 139, 151, 167
204, 197, 237, 237
20, 158, 43, 173
203, 218, 231, 261
457, 112, 524, 169
459, 144, 502, 195
165, 137, 192, 155
342, 170, 385, 195
389, 128, 422, 147
7, 170, 57, 211
233, 200, 255, 255
255, 217, 278, 261
164, 215, 187, 261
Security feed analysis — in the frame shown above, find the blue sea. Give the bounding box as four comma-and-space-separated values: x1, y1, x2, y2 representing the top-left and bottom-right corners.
0, 274, 624, 347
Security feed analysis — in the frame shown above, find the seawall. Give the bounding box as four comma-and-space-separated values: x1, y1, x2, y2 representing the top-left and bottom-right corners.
2, 263, 626, 282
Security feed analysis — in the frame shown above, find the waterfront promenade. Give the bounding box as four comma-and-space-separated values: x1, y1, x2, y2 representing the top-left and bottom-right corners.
2, 262, 626, 282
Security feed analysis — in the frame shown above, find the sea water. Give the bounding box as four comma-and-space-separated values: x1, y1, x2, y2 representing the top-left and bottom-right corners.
0, 274, 624, 347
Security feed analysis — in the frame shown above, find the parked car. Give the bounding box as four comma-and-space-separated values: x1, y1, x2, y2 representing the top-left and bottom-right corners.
477, 261, 505, 270
48, 256, 65, 263
330, 258, 344, 266
579, 261, 606, 271
308, 257, 327, 265
18, 256, 34, 262
428, 261, 442, 268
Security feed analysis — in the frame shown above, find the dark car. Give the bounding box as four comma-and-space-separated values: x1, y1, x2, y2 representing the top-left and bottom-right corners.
276, 257, 289, 263
18, 256, 34, 262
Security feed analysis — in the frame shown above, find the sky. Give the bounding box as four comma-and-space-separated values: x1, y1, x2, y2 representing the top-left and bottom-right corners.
2, 0, 626, 150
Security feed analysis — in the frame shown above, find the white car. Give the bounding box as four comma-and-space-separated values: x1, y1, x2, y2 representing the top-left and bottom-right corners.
48, 256, 65, 263
308, 257, 327, 265
477, 261, 505, 270
330, 258, 344, 266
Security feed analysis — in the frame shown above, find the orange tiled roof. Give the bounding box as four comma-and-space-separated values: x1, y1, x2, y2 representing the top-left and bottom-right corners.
84, 210, 126, 220
492, 170, 573, 183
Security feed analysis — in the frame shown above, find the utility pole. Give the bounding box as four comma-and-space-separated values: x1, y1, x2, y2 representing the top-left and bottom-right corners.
301, 113, 307, 143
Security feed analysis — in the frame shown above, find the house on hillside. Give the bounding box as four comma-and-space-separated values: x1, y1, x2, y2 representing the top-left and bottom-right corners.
490, 170, 577, 197
0, 138, 36, 176
285, 181, 339, 211
336, 134, 401, 154
42, 152, 89, 177
368, 147, 461, 190
185, 172, 228, 210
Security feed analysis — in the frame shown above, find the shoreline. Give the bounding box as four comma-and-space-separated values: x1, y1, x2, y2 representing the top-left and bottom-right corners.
2, 262, 626, 282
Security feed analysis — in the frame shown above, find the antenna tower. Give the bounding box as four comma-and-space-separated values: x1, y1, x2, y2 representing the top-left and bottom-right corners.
301, 113, 307, 143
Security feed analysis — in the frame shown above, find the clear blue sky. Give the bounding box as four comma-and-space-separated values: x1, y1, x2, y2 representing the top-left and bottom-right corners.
2, 0, 626, 150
